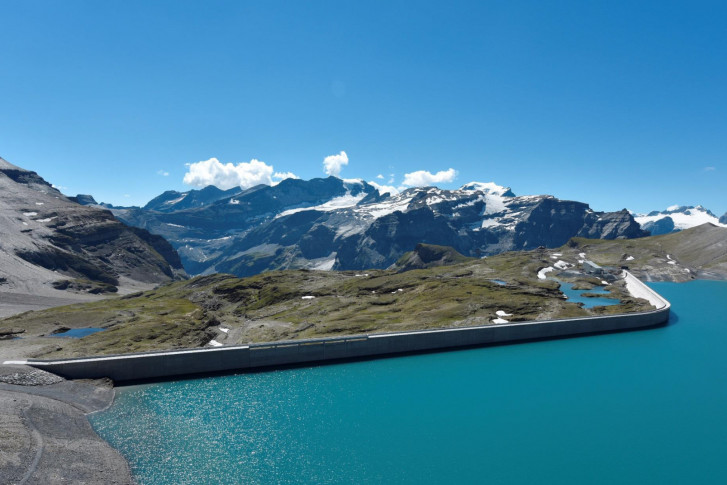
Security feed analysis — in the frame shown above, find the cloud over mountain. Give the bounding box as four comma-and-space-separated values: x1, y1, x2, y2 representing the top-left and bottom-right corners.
323, 151, 349, 176
403, 168, 457, 187
183, 158, 275, 190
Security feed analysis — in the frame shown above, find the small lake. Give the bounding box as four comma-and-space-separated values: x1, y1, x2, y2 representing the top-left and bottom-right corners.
558, 281, 620, 308
48, 327, 105, 338
91, 281, 727, 484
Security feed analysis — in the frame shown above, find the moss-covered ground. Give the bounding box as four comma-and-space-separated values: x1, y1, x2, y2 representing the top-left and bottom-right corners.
0, 245, 657, 359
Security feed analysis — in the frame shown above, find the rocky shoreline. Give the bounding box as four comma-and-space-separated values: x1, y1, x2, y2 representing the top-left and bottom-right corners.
0, 364, 133, 484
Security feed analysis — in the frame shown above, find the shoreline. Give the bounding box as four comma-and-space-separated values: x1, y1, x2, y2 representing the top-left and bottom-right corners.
0, 364, 134, 484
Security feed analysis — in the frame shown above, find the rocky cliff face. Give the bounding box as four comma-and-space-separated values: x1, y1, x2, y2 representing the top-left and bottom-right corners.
0, 158, 186, 296
105, 177, 647, 277
721, 212, 727, 224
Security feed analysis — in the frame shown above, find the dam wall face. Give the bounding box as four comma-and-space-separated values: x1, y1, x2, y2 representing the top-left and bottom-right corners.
18, 272, 671, 382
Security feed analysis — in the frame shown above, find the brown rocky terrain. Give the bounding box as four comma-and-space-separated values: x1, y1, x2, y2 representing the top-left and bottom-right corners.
0, 157, 186, 316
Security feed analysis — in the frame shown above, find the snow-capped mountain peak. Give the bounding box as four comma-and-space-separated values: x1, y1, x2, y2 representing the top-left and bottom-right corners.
635, 205, 726, 235
459, 181, 515, 197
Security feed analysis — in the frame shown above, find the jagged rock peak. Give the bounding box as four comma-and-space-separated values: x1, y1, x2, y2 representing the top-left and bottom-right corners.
71, 194, 99, 205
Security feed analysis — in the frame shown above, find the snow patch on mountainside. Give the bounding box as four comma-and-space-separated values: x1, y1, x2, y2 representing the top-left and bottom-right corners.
354, 193, 414, 219
460, 181, 513, 197
277, 191, 367, 218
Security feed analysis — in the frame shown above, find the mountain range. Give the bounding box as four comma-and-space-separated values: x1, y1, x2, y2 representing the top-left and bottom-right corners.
75, 177, 649, 277
5, 155, 724, 288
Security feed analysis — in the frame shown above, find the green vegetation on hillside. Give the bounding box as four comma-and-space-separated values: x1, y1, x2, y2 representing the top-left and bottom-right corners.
0, 244, 656, 359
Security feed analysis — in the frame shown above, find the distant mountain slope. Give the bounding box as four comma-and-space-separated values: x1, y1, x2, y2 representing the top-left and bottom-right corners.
0, 157, 186, 300
392, 243, 474, 272
568, 223, 727, 281
634, 205, 726, 235
107, 177, 647, 277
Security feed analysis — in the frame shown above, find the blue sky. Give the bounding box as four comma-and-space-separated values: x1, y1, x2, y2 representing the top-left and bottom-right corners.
1, 0, 725, 215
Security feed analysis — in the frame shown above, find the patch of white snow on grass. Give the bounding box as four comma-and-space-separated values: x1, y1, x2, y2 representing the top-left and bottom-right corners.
208, 340, 223, 347
496, 310, 512, 317
537, 267, 554, 279
492, 318, 509, 324
301, 295, 316, 300
626, 255, 635, 261
35, 202, 44, 206
219, 327, 229, 333
23, 212, 38, 217
553, 260, 569, 270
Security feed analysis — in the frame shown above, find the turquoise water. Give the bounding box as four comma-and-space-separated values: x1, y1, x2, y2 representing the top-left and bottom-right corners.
48, 327, 105, 338
91, 281, 727, 484
557, 281, 620, 308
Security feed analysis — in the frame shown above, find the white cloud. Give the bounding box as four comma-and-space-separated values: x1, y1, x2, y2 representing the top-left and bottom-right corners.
402, 168, 458, 187
704, 166, 716, 172
323, 151, 349, 177
272, 171, 300, 185
273, 171, 299, 181
376, 174, 384, 179
157, 169, 170, 177
369, 181, 400, 196
183, 158, 275, 190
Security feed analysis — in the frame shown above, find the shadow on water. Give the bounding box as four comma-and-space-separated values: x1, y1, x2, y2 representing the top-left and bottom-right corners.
666, 310, 680, 326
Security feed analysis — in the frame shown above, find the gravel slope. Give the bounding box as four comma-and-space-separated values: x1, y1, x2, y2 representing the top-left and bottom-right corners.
0, 365, 133, 484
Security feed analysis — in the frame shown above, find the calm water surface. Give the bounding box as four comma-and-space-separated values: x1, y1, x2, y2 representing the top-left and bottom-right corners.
48, 327, 105, 338
557, 280, 620, 308
90, 281, 727, 484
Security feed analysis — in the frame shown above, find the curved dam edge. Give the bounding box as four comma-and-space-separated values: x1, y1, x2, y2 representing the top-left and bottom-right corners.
9, 272, 670, 382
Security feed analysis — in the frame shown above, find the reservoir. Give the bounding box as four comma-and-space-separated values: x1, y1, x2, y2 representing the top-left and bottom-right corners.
90, 281, 727, 484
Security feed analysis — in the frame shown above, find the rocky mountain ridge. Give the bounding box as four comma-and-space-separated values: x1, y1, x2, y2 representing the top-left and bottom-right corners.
0, 157, 186, 304
79, 177, 648, 277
